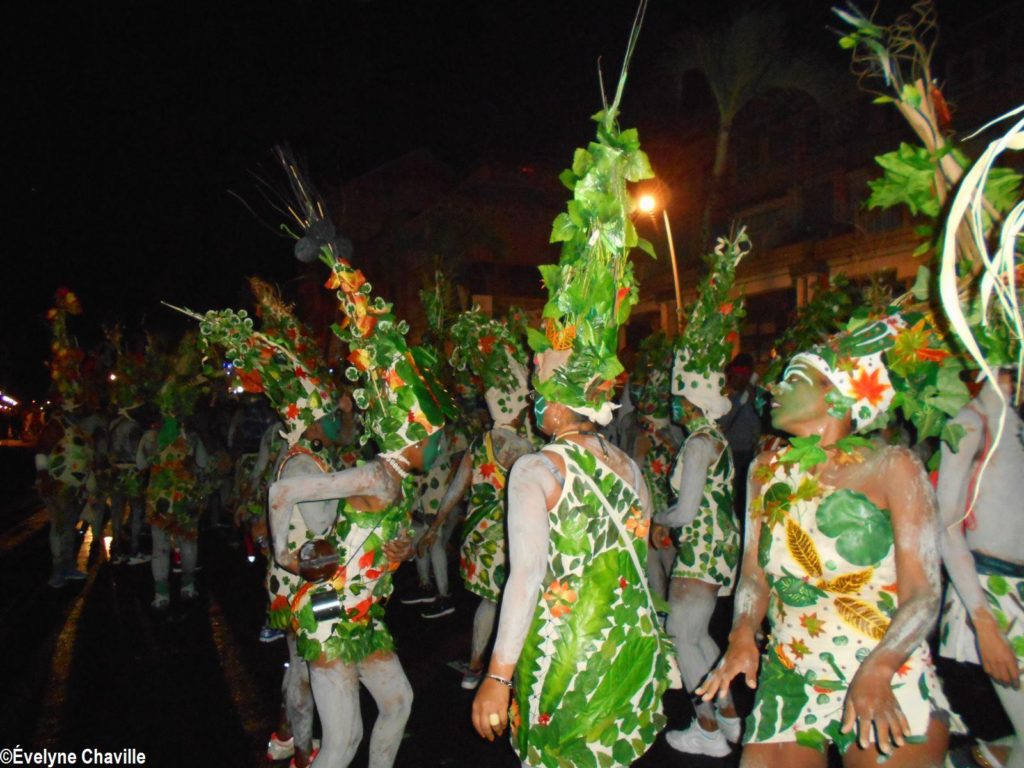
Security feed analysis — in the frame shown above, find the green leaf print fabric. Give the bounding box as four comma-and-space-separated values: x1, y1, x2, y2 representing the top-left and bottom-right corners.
512, 442, 673, 768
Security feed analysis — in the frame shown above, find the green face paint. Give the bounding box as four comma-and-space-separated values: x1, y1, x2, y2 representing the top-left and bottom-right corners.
318, 411, 343, 443
533, 393, 547, 428
421, 430, 443, 471
670, 396, 684, 424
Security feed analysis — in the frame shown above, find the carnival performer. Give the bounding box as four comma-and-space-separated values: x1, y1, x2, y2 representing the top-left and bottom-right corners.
404, 424, 462, 617
700, 311, 965, 765
938, 370, 1024, 768
630, 332, 679, 604
138, 332, 209, 609
472, 21, 679, 764
174, 274, 348, 767
650, 232, 748, 756
35, 287, 92, 588
104, 325, 150, 564
421, 309, 534, 684
265, 150, 458, 768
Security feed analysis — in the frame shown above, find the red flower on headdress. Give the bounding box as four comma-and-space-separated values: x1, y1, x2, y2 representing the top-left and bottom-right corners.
849, 367, 889, 407
478, 336, 496, 354
348, 348, 371, 372
237, 368, 264, 393
286, 403, 300, 419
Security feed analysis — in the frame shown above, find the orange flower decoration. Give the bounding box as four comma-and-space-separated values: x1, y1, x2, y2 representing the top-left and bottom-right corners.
545, 319, 576, 351
624, 507, 649, 539
848, 367, 889, 407
543, 580, 578, 618
348, 348, 371, 372
384, 367, 405, 389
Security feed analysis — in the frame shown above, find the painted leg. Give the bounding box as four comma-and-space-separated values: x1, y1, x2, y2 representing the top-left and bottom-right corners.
179, 537, 198, 597
358, 652, 413, 768
994, 681, 1024, 768
151, 526, 171, 605
741, 741, 827, 768
284, 634, 315, 764
840, 715, 948, 768
309, 657, 362, 768
129, 497, 144, 554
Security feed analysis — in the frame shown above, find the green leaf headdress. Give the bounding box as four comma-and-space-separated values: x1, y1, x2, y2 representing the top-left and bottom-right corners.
449, 308, 530, 425
166, 280, 340, 447
272, 147, 457, 454
153, 330, 207, 423
46, 287, 86, 409
527, 5, 657, 425
632, 331, 673, 423
672, 230, 750, 420
784, 309, 968, 441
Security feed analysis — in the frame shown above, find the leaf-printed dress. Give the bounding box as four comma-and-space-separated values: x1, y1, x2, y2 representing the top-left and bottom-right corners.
747, 453, 956, 753
145, 432, 202, 540
266, 443, 330, 632
289, 472, 416, 664
47, 414, 93, 509
460, 432, 509, 602
639, 418, 676, 515
513, 442, 674, 768
669, 424, 740, 593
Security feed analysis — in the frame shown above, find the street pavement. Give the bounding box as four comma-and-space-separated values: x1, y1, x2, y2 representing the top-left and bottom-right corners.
0, 451, 1003, 768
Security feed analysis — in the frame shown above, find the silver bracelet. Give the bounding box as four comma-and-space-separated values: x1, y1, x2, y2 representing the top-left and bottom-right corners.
486, 673, 514, 689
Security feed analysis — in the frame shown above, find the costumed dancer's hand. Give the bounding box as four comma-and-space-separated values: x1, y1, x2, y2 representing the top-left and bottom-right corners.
416, 527, 437, 559
975, 612, 1022, 688
472, 678, 510, 741
383, 531, 414, 563
697, 632, 760, 701
841, 663, 910, 754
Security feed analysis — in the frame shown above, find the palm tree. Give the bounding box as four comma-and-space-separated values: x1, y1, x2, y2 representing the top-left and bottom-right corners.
664, 7, 846, 249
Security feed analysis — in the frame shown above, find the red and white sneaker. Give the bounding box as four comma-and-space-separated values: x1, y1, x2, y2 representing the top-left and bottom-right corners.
266, 732, 294, 761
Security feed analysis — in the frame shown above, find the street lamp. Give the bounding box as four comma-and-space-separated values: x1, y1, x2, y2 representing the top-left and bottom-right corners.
634, 192, 684, 332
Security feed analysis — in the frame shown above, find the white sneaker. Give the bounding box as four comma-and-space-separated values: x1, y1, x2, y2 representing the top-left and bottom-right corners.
665, 721, 731, 758
715, 711, 742, 743
266, 732, 295, 761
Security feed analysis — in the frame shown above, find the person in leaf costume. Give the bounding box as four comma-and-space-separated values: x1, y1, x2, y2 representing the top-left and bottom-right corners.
265, 147, 458, 768
139, 331, 210, 609
650, 231, 748, 757
174, 274, 353, 768
471, 12, 679, 766
700, 311, 965, 766
630, 332, 679, 604
35, 287, 94, 588
419, 308, 534, 685
937, 370, 1024, 768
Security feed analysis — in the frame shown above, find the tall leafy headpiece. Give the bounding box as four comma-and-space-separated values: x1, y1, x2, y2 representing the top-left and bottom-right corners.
166, 281, 339, 447
672, 231, 750, 420
449, 308, 530, 424
633, 332, 673, 422
272, 147, 457, 453
526, 6, 656, 425
46, 287, 85, 408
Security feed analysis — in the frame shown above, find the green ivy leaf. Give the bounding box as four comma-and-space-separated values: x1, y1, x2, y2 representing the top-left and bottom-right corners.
816, 489, 894, 566
778, 435, 828, 471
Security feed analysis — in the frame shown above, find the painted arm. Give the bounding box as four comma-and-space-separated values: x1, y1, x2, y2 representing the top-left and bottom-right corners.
655, 433, 717, 527
268, 459, 396, 567
422, 448, 472, 539
698, 452, 771, 701
473, 452, 554, 741
937, 412, 1021, 688
841, 448, 942, 752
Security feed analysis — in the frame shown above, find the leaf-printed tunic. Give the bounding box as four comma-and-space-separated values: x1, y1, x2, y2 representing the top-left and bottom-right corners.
639, 419, 676, 515
669, 424, 740, 593
47, 413, 93, 504
747, 454, 955, 753
460, 432, 510, 602
145, 432, 202, 540
289, 473, 415, 664
513, 442, 674, 768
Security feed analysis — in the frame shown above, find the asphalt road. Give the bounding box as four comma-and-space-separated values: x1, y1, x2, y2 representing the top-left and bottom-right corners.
0, 446, 1004, 768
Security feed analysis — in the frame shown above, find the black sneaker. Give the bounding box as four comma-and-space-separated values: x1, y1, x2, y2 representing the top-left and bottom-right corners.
400, 584, 438, 605
421, 597, 455, 619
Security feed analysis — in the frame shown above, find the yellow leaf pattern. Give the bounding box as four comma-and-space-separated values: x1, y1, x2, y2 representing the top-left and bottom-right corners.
819, 568, 874, 594
834, 596, 889, 641
785, 518, 823, 578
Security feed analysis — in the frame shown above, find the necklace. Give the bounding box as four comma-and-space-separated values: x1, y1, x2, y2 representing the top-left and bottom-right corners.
553, 428, 608, 456
380, 454, 410, 480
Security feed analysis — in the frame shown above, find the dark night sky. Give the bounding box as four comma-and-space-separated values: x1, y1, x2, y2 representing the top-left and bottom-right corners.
1, 0, 993, 400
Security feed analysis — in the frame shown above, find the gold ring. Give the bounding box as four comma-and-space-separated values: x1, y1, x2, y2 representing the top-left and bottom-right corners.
488, 713, 500, 727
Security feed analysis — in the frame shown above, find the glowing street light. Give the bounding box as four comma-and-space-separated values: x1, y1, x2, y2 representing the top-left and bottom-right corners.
637, 194, 657, 215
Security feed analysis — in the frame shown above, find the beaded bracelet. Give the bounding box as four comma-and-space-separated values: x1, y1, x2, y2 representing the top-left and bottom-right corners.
486, 674, 514, 689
